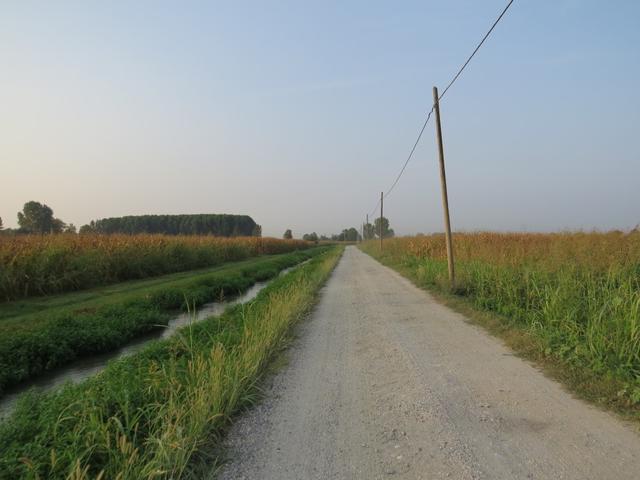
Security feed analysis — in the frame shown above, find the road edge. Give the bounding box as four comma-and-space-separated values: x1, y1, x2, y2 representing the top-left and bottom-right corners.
357, 245, 640, 428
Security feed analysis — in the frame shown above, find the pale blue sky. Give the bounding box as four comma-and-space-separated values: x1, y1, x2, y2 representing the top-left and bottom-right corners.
1, 1, 639, 237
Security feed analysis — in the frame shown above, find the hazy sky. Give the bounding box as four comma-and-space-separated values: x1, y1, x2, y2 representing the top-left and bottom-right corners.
1, 1, 639, 237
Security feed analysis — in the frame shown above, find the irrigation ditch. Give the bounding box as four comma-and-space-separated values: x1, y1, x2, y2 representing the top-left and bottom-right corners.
0, 261, 309, 419
0, 245, 343, 479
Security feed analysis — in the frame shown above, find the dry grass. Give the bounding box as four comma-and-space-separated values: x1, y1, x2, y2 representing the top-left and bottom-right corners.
395, 231, 640, 271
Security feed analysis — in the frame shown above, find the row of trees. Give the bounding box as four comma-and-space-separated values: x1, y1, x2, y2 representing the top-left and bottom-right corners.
331, 228, 361, 242
363, 217, 394, 240
287, 230, 323, 242
1, 204, 394, 240
302, 232, 319, 241
0, 202, 75, 234
80, 214, 261, 236
0, 204, 262, 237
294, 217, 395, 243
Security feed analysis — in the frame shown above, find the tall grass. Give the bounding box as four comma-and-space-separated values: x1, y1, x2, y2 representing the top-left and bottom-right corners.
0, 234, 309, 301
360, 232, 640, 406
0, 246, 343, 479
0, 248, 326, 394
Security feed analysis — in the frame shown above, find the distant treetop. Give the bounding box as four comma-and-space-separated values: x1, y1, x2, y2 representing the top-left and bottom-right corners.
16, 201, 71, 234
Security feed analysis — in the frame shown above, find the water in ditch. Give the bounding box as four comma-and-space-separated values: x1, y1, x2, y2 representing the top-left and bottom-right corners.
0, 264, 304, 419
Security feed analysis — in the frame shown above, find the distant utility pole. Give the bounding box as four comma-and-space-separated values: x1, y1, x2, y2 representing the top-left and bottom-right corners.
366, 214, 369, 241
379, 191, 384, 251
432, 86, 455, 288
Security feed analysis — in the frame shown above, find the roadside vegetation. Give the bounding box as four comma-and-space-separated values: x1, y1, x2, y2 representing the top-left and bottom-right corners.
0, 234, 308, 301
0, 246, 342, 479
360, 232, 640, 414
0, 248, 326, 394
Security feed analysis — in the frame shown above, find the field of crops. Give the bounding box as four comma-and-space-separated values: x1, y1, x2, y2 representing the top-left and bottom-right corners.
0, 234, 309, 301
361, 232, 640, 408
0, 246, 343, 479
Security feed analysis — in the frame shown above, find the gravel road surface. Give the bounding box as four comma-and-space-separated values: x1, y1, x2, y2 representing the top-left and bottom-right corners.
217, 246, 640, 480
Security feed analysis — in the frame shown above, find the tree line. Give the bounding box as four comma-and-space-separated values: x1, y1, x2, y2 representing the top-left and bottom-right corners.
363, 217, 394, 240
80, 214, 261, 236
0, 202, 262, 237
287, 216, 395, 243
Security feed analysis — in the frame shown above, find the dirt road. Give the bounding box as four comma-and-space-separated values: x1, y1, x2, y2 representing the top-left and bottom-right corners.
218, 246, 640, 480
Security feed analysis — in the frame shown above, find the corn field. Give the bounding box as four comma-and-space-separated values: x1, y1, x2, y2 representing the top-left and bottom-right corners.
0, 234, 309, 301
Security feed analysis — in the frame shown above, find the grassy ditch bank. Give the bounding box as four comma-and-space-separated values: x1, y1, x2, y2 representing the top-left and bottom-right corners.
0, 245, 343, 479
0, 248, 328, 394
360, 233, 640, 418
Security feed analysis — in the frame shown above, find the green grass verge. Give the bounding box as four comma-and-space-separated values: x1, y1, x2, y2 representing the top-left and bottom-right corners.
0, 245, 343, 479
0, 248, 329, 394
359, 243, 640, 420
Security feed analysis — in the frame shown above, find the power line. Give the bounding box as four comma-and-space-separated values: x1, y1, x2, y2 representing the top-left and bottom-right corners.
368, 108, 434, 217
367, 0, 515, 219
438, 0, 515, 102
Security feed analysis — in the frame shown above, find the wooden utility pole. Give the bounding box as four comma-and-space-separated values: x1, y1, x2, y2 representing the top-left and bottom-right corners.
379, 191, 384, 251
432, 86, 455, 287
